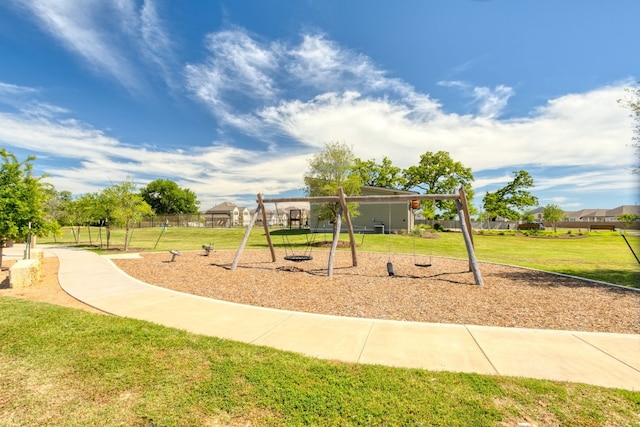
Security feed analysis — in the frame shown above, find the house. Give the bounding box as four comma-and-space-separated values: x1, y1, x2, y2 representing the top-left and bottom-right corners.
604, 205, 640, 220
565, 209, 612, 222
532, 205, 640, 223
253, 205, 311, 228
309, 186, 419, 234
204, 202, 251, 227
263, 206, 289, 227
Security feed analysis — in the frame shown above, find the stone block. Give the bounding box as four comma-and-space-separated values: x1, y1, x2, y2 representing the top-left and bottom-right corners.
9, 259, 41, 288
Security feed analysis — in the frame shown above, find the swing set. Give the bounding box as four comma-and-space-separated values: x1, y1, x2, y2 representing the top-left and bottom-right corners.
231, 187, 483, 285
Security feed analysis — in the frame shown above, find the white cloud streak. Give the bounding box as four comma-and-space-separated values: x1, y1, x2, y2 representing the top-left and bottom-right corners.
439, 80, 515, 118
13, 0, 177, 93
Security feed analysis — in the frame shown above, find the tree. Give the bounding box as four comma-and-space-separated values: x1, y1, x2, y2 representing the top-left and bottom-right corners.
483, 170, 539, 221
543, 204, 565, 232
74, 192, 109, 247
0, 149, 59, 267
617, 213, 639, 231
351, 156, 406, 189
403, 151, 474, 218
101, 179, 153, 251
140, 179, 200, 215
521, 210, 536, 224
303, 141, 361, 225
618, 82, 640, 174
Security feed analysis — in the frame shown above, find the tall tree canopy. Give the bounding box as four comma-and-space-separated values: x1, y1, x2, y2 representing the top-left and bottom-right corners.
483, 170, 539, 221
303, 141, 361, 222
618, 82, 640, 174
351, 156, 406, 189
0, 149, 58, 266
140, 179, 200, 215
403, 151, 474, 218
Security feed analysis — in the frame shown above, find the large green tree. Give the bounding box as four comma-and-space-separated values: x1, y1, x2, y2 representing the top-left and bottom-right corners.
618, 82, 640, 174
101, 179, 153, 251
483, 170, 539, 221
0, 149, 59, 266
303, 141, 361, 224
140, 179, 200, 215
351, 156, 406, 189
403, 151, 474, 218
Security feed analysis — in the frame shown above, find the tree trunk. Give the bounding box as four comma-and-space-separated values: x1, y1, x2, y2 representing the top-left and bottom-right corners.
124, 228, 129, 251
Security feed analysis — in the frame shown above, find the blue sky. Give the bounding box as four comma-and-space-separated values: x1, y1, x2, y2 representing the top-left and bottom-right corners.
0, 0, 638, 212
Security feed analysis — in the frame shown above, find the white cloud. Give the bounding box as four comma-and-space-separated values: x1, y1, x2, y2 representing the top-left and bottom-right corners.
187, 29, 279, 101
439, 80, 514, 118
16, 0, 141, 91
13, 0, 177, 93
257, 84, 634, 173
473, 174, 514, 189
0, 82, 38, 98
472, 85, 515, 118
139, 0, 178, 89
185, 29, 435, 135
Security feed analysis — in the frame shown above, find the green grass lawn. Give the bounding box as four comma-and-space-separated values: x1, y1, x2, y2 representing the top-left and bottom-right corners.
2, 226, 638, 425
1, 297, 638, 426
41, 225, 640, 288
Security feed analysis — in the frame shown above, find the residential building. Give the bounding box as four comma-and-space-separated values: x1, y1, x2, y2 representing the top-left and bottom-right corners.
309, 186, 419, 234
532, 205, 640, 222
204, 202, 251, 227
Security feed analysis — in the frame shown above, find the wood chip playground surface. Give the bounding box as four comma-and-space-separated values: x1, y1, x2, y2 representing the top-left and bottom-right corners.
111, 249, 640, 335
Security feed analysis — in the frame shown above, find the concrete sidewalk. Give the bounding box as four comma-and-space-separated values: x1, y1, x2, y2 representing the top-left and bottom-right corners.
5, 245, 640, 390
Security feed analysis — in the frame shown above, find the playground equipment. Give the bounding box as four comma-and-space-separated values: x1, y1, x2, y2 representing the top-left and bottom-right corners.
231, 187, 483, 285
169, 249, 181, 262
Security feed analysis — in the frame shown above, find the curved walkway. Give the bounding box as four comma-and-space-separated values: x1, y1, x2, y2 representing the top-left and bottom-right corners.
21, 246, 640, 390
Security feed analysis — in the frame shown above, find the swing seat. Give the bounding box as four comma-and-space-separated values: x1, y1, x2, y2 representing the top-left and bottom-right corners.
284, 255, 313, 262
414, 263, 432, 268
386, 261, 395, 276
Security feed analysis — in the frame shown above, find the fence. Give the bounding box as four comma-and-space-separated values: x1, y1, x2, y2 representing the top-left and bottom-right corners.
138, 213, 241, 228
416, 220, 639, 231
134, 214, 639, 231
